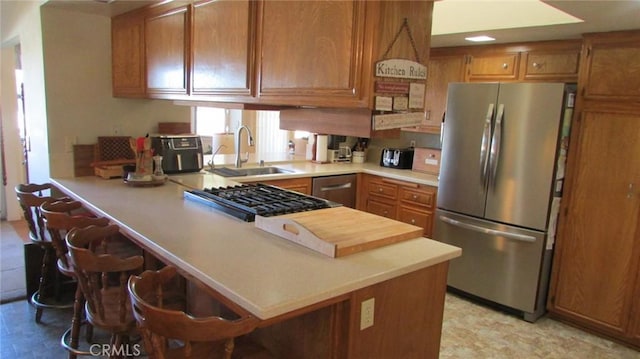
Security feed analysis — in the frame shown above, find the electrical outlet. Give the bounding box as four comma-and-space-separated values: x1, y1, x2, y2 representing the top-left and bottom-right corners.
409, 140, 416, 148
360, 297, 375, 330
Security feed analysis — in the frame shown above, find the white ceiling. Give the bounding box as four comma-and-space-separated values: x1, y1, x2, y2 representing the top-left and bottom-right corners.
431, 0, 640, 47
45, 0, 640, 48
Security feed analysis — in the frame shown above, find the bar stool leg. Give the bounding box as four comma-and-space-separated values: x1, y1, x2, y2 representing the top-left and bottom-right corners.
68, 286, 83, 359
32, 245, 53, 323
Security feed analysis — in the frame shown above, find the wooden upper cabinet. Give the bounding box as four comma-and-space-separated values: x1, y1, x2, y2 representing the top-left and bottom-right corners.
112, 10, 145, 97
580, 31, 640, 102
191, 0, 254, 98
521, 50, 579, 81
145, 3, 190, 98
256, 1, 366, 107
466, 53, 520, 81
423, 54, 466, 126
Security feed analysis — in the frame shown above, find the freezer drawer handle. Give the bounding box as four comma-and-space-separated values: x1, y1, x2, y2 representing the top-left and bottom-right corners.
439, 215, 536, 243
320, 183, 352, 192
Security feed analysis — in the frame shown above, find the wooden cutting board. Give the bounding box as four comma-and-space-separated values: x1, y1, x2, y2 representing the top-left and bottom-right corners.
255, 207, 424, 257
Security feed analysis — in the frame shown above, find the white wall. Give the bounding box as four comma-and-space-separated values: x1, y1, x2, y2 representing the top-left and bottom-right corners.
1, 0, 46, 220
0, 1, 190, 220
41, 6, 190, 178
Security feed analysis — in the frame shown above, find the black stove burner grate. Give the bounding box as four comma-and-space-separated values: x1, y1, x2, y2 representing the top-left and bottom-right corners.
184, 183, 332, 222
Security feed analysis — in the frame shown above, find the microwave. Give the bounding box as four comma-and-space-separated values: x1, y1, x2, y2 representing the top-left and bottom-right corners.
380, 147, 414, 169
150, 135, 203, 174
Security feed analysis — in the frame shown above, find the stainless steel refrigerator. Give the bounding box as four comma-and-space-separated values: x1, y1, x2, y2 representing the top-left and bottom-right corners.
434, 82, 575, 322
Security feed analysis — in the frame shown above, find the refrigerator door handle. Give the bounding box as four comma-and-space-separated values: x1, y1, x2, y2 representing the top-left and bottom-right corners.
479, 103, 495, 186
488, 104, 504, 188
439, 215, 537, 242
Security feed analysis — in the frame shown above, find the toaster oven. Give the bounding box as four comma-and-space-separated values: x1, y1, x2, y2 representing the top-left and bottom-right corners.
150, 135, 203, 173
380, 147, 414, 169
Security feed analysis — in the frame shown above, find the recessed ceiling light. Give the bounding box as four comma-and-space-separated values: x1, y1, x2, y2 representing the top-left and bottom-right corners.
465, 36, 496, 43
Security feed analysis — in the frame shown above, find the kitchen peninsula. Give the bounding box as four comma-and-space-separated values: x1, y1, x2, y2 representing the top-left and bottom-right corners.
51, 169, 460, 358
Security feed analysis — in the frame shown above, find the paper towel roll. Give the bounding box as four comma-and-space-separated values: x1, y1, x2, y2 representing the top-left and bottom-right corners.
316, 135, 328, 162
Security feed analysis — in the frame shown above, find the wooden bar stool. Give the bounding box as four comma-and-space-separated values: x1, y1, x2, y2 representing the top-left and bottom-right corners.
41, 200, 110, 359
15, 183, 74, 322
66, 224, 144, 359
128, 266, 272, 359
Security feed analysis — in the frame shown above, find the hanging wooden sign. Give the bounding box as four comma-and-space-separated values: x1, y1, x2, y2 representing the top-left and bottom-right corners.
375, 59, 427, 80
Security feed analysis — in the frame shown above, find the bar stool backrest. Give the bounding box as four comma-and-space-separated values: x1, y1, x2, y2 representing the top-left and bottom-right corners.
15, 183, 63, 241
66, 224, 143, 334
128, 266, 260, 359
40, 200, 109, 272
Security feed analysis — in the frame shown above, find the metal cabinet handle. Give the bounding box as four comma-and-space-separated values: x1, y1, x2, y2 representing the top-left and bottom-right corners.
502, 63, 509, 69
410, 219, 416, 224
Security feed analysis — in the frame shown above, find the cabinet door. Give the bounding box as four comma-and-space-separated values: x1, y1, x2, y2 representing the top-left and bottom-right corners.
191, 0, 254, 98
146, 4, 190, 97
256, 1, 366, 107
398, 207, 432, 237
112, 11, 145, 97
581, 32, 640, 102
366, 199, 396, 219
521, 50, 580, 82
550, 110, 640, 335
466, 53, 520, 82
631, 274, 640, 344
422, 55, 466, 128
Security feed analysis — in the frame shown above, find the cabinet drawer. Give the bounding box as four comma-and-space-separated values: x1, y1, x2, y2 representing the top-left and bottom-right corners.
468, 53, 520, 81
398, 207, 433, 237
366, 199, 396, 219
522, 52, 579, 80
399, 187, 435, 209
367, 181, 398, 200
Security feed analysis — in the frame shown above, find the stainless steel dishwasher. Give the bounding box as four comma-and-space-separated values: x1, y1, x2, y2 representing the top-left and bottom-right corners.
312, 174, 357, 208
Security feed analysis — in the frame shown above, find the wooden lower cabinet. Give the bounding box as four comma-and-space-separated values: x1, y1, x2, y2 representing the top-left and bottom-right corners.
248, 262, 449, 359
632, 278, 640, 345
358, 174, 436, 238
547, 109, 640, 347
246, 177, 312, 195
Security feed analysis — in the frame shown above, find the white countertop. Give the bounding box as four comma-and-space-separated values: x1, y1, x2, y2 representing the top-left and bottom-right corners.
171, 161, 439, 190
51, 164, 456, 320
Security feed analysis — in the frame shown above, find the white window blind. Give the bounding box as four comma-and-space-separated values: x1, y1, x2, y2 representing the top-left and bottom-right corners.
256, 111, 288, 155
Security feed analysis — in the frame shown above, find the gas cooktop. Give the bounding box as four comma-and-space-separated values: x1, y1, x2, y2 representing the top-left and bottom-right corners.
184, 183, 336, 222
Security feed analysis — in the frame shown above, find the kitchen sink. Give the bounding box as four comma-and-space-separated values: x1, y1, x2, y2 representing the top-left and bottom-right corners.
207, 166, 294, 177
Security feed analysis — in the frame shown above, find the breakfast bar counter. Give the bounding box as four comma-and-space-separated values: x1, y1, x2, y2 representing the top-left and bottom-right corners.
51, 175, 460, 358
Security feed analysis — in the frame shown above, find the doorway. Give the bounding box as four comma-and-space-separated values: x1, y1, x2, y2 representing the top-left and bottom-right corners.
0, 43, 28, 220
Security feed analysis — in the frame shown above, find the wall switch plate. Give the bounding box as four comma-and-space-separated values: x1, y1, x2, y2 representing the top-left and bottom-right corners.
64, 136, 77, 153
360, 297, 375, 330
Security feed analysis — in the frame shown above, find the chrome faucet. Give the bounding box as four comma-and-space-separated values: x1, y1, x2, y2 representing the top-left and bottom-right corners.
234, 125, 254, 168
207, 144, 226, 170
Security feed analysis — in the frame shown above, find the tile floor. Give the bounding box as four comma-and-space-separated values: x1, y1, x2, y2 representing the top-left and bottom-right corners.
1, 220, 28, 303
1, 219, 639, 358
